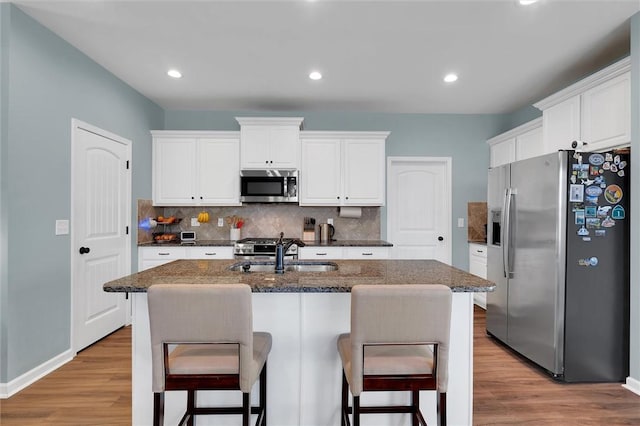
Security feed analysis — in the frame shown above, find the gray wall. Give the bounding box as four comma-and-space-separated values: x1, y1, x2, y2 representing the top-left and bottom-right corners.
165, 110, 507, 269
1, 4, 10, 385
0, 5, 163, 383
629, 12, 639, 387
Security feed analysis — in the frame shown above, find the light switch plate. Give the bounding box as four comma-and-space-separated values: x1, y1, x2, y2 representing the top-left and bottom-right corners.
55, 219, 69, 235
457, 218, 464, 228
327, 218, 334, 225
191, 217, 200, 227
218, 217, 224, 227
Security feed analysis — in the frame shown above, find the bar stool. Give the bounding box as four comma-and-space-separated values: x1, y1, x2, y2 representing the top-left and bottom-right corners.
147, 283, 271, 426
337, 284, 452, 426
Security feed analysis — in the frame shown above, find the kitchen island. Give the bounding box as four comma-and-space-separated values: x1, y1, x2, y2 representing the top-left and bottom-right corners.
104, 259, 493, 425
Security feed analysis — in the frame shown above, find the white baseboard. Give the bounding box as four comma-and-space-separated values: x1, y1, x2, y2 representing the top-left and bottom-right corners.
622, 376, 640, 396
0, 349, 74, 399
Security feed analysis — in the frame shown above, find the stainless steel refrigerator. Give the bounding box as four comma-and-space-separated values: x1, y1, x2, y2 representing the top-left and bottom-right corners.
486, 149, 629, 382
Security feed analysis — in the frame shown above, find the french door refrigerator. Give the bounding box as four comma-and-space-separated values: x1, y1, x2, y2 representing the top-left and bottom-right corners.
486, 149, 629, 382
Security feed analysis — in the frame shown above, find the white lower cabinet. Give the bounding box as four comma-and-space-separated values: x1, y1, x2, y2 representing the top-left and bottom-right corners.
138, 246, 233, 271
298, 247, 344, 260
298, 246, 389, 260
468, 243, 487, 309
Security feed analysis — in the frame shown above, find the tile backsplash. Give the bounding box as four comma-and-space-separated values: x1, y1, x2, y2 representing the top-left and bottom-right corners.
137, 200, 380, 243
467, 201, 487, 243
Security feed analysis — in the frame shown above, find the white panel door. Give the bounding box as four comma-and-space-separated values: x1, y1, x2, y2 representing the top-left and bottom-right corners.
72, 120, 130, 351
387, 157, 451, 263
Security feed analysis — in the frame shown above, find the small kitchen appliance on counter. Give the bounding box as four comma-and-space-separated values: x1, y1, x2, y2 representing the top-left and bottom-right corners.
180, 231, 197, 245
319, 223, 335, 242
233, 237, 299, 260
303, 217, 316, 241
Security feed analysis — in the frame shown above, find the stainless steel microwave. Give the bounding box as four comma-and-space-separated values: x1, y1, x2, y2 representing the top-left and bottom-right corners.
240, 169, 298, 203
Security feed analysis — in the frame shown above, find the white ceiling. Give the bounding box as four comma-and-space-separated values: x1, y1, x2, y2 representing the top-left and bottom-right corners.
12, 0, 640, 114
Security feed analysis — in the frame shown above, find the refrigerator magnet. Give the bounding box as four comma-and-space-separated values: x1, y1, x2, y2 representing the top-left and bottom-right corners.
612, 205, 625, 220
604, 184, 623, 204
614, 155, 621, 165
585, 206, 597, 217
602, 216, 616, 228
619, 160, 627, 169
585, 195, 599, 205
610, 164, 618, 173
575, 211, 585, 225
586, 218, 600, 228
588, 153, 605, 165
577, 226, 589, 236
569, 184, 584, 202
605, 153, 613, 162
570, 175, 577, 184
618, 170, 625, 177
597, 206, 612, 217
585, 186, 602, 197
595, 229, 606, 237
590, 166, 600, 176
602, 162, 611, 170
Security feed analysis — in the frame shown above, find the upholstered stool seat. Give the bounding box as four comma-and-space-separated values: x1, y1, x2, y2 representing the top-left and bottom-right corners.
148, 283, 271, 426
337, 284, 452, 426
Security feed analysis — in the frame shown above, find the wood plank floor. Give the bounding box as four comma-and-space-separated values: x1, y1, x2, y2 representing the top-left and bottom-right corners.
473, 306, 640, 425
1, 308, 639, 425
0, 326, 131, 425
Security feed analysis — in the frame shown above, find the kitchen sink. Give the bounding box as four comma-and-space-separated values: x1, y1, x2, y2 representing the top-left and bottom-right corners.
229, 261, 338, 273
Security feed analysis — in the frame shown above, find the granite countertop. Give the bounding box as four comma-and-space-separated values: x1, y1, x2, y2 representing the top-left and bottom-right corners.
300, 239, 392, 247
138, 239, 236, 247
138, 239, 392, 247
103, 259, 494, 294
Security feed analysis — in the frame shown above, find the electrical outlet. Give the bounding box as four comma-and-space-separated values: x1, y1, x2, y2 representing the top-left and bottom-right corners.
327, 218, 334, 225
218, 217, 224, 227
457, 218, 465, 228
191, 217, 200, 227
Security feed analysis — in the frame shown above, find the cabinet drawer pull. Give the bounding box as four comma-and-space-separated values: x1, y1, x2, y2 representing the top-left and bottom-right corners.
361, 252, 373, 256
158, 252, 171, 256
204, 252, 217, 256
316, 252, 327, 256
476, 249, 484, 253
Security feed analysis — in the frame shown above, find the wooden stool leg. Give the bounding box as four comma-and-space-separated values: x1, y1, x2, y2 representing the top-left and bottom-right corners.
438, 392, 447, 426
153, 392, 164, 426
341, 371, 349, 426
242, 392, 250, 426
353, 395, 360, 426
187, 390, 195, 426
412, 390, 420, 426
260, 362, 268, 426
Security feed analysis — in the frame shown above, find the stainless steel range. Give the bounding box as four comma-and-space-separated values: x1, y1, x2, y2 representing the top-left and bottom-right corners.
233, 237, 299, 260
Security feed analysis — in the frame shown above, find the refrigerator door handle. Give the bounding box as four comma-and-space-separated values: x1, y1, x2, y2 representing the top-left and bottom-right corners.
503, 187, 514, 279
501, 187, 510, 278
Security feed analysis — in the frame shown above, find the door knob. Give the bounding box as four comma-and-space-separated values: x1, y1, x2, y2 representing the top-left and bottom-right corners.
79, 247, 91, 255
438, 236, 444, 241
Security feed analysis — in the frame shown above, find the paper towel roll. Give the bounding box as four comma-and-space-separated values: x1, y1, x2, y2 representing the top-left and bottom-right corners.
339, 206, 362, 218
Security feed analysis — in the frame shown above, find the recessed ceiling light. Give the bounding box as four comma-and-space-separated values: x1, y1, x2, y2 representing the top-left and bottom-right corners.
309, 71, 322, 80
167, 69, 182, 79
443, 73, 458, 83
519, 0, 538, 5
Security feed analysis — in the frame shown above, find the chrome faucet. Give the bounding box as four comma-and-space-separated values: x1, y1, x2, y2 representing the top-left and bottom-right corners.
275, 232, 305, 274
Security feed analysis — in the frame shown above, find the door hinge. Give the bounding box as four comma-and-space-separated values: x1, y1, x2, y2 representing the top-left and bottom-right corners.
126, 226, 129, 235
126, 160, 130, 169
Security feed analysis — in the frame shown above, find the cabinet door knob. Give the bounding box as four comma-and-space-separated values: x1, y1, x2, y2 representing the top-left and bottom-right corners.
438, 236, 444, 241
79, 247, 90, 255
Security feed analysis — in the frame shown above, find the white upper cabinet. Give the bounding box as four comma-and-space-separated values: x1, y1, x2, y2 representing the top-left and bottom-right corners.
152, 131, 241, 206
535, 57, 630, 153
299, 132, 388, 206
487, 118, 543, 167
236, 117, 303, 169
